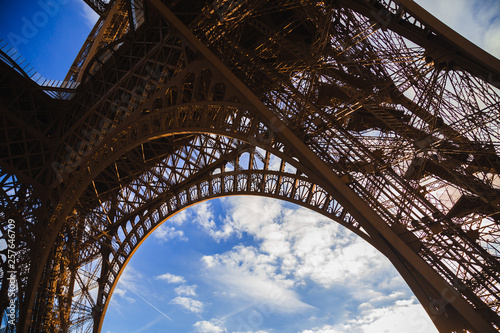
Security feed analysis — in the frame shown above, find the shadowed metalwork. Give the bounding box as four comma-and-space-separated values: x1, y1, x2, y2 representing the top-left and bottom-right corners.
1, 0, 499, 332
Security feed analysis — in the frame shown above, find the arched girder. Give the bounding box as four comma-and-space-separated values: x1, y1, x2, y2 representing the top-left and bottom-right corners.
92, 170, 366, 332
7, 0, 500, 332
153, 2, 500, 330
25, 99, 320, 332
30, 102, 493, 333
183, 0, 500, 208
56, 129, 473, 333
47, 129, 364, 332
49, 100, 291, 242
157, 1, 500, 327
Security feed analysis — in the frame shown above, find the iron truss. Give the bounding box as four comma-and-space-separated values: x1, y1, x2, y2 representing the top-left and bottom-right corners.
0, 0, 499, 332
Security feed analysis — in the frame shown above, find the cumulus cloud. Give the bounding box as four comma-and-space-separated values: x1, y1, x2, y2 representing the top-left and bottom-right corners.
192, 202, 216, 229
153, 208, 191, 241
197, 197, 437, 331
199, 196, 402, 317
193, 319, 227, 333
333, 297, 437, 333
110, 265, 143, 306
302, 325, 338, 333
112, 287, 136, 304
175, 284, 197, 296
155, 273, 205, 314
109, 197, 436, 332
299, 296, 436, 333
171, 296, 204, 313
203, 196, 393, 289
203, 252, 313, 314
154, 225, 187, 242
116, 265, 142, 289
169, 209, 190, 225
156, 272, 186, 284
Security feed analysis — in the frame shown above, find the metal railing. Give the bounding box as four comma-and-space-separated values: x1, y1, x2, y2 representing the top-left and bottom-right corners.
0, 40, 80, 100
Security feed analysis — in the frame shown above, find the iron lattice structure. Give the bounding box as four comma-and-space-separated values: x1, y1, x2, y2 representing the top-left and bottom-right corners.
1, 0, 500, 332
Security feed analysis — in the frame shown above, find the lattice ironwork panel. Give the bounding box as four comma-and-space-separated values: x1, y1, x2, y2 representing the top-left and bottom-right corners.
0, 0, 499, 332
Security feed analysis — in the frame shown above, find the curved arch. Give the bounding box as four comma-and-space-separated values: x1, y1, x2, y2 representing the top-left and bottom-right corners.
22, 101, 280, 332
38, 94, 497, 331
10, 1, 500, 331
95, 174, 369, 331
57, 130, 367, 331
50, 101, 296, 243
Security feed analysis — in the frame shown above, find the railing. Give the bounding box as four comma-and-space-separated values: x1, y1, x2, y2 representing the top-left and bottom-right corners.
0, 40, 80, 100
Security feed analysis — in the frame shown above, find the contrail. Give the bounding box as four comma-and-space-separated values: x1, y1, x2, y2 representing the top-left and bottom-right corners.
127, 288, 173, 321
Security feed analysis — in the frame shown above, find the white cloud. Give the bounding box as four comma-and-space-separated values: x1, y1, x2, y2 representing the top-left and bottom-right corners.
202, 245, 291, 286
108, 195, 439, 332
107, 197, 438, 332
156, 272, 186, 284
206, 196, 394, 288
301, 297, 436, 333
108, 265, 143, 312
113, 287, 136, 304
415, 0, 500, 58
356, 291, 408, 313
199, 197, 437, 331
171, 296, 204, 313
154, 225, 187, 241
199, 197, 404, 316
203, 258, 314, 314
193, 202, 216, 231
302, 325, 339, 333
154, 209, 190, 241
193, 319, 227, 333
169, 209, 190, 225
115, 265, 142, 292
341, 297, 437, 333
175, 284, 197, 296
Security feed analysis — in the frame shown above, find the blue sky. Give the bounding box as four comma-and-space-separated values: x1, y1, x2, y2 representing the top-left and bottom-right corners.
1, 1, 499, 333
101, 197, 437, 333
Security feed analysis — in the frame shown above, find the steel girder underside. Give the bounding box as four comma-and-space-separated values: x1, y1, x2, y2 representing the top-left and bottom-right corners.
1, 0, 500, 332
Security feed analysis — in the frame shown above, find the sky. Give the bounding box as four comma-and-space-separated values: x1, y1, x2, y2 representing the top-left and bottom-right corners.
0, 1, 499, 332
101, 197, 438, 333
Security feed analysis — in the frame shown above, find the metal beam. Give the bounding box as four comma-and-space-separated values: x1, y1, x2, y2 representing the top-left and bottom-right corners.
147, 0, 496, 331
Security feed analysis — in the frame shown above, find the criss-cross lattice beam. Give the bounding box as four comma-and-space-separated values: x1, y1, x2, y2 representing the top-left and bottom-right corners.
83, 0, 111, 15
2, 0, 500, 332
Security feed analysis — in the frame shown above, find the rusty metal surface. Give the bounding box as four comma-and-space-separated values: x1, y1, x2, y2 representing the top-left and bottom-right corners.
1, 0, 499, 332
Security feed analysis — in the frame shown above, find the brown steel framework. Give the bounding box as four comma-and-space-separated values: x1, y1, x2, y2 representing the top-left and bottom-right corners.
1, 0, 500, 332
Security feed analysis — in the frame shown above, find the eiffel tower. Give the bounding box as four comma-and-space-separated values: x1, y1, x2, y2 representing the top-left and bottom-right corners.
1, 0, 500, 332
